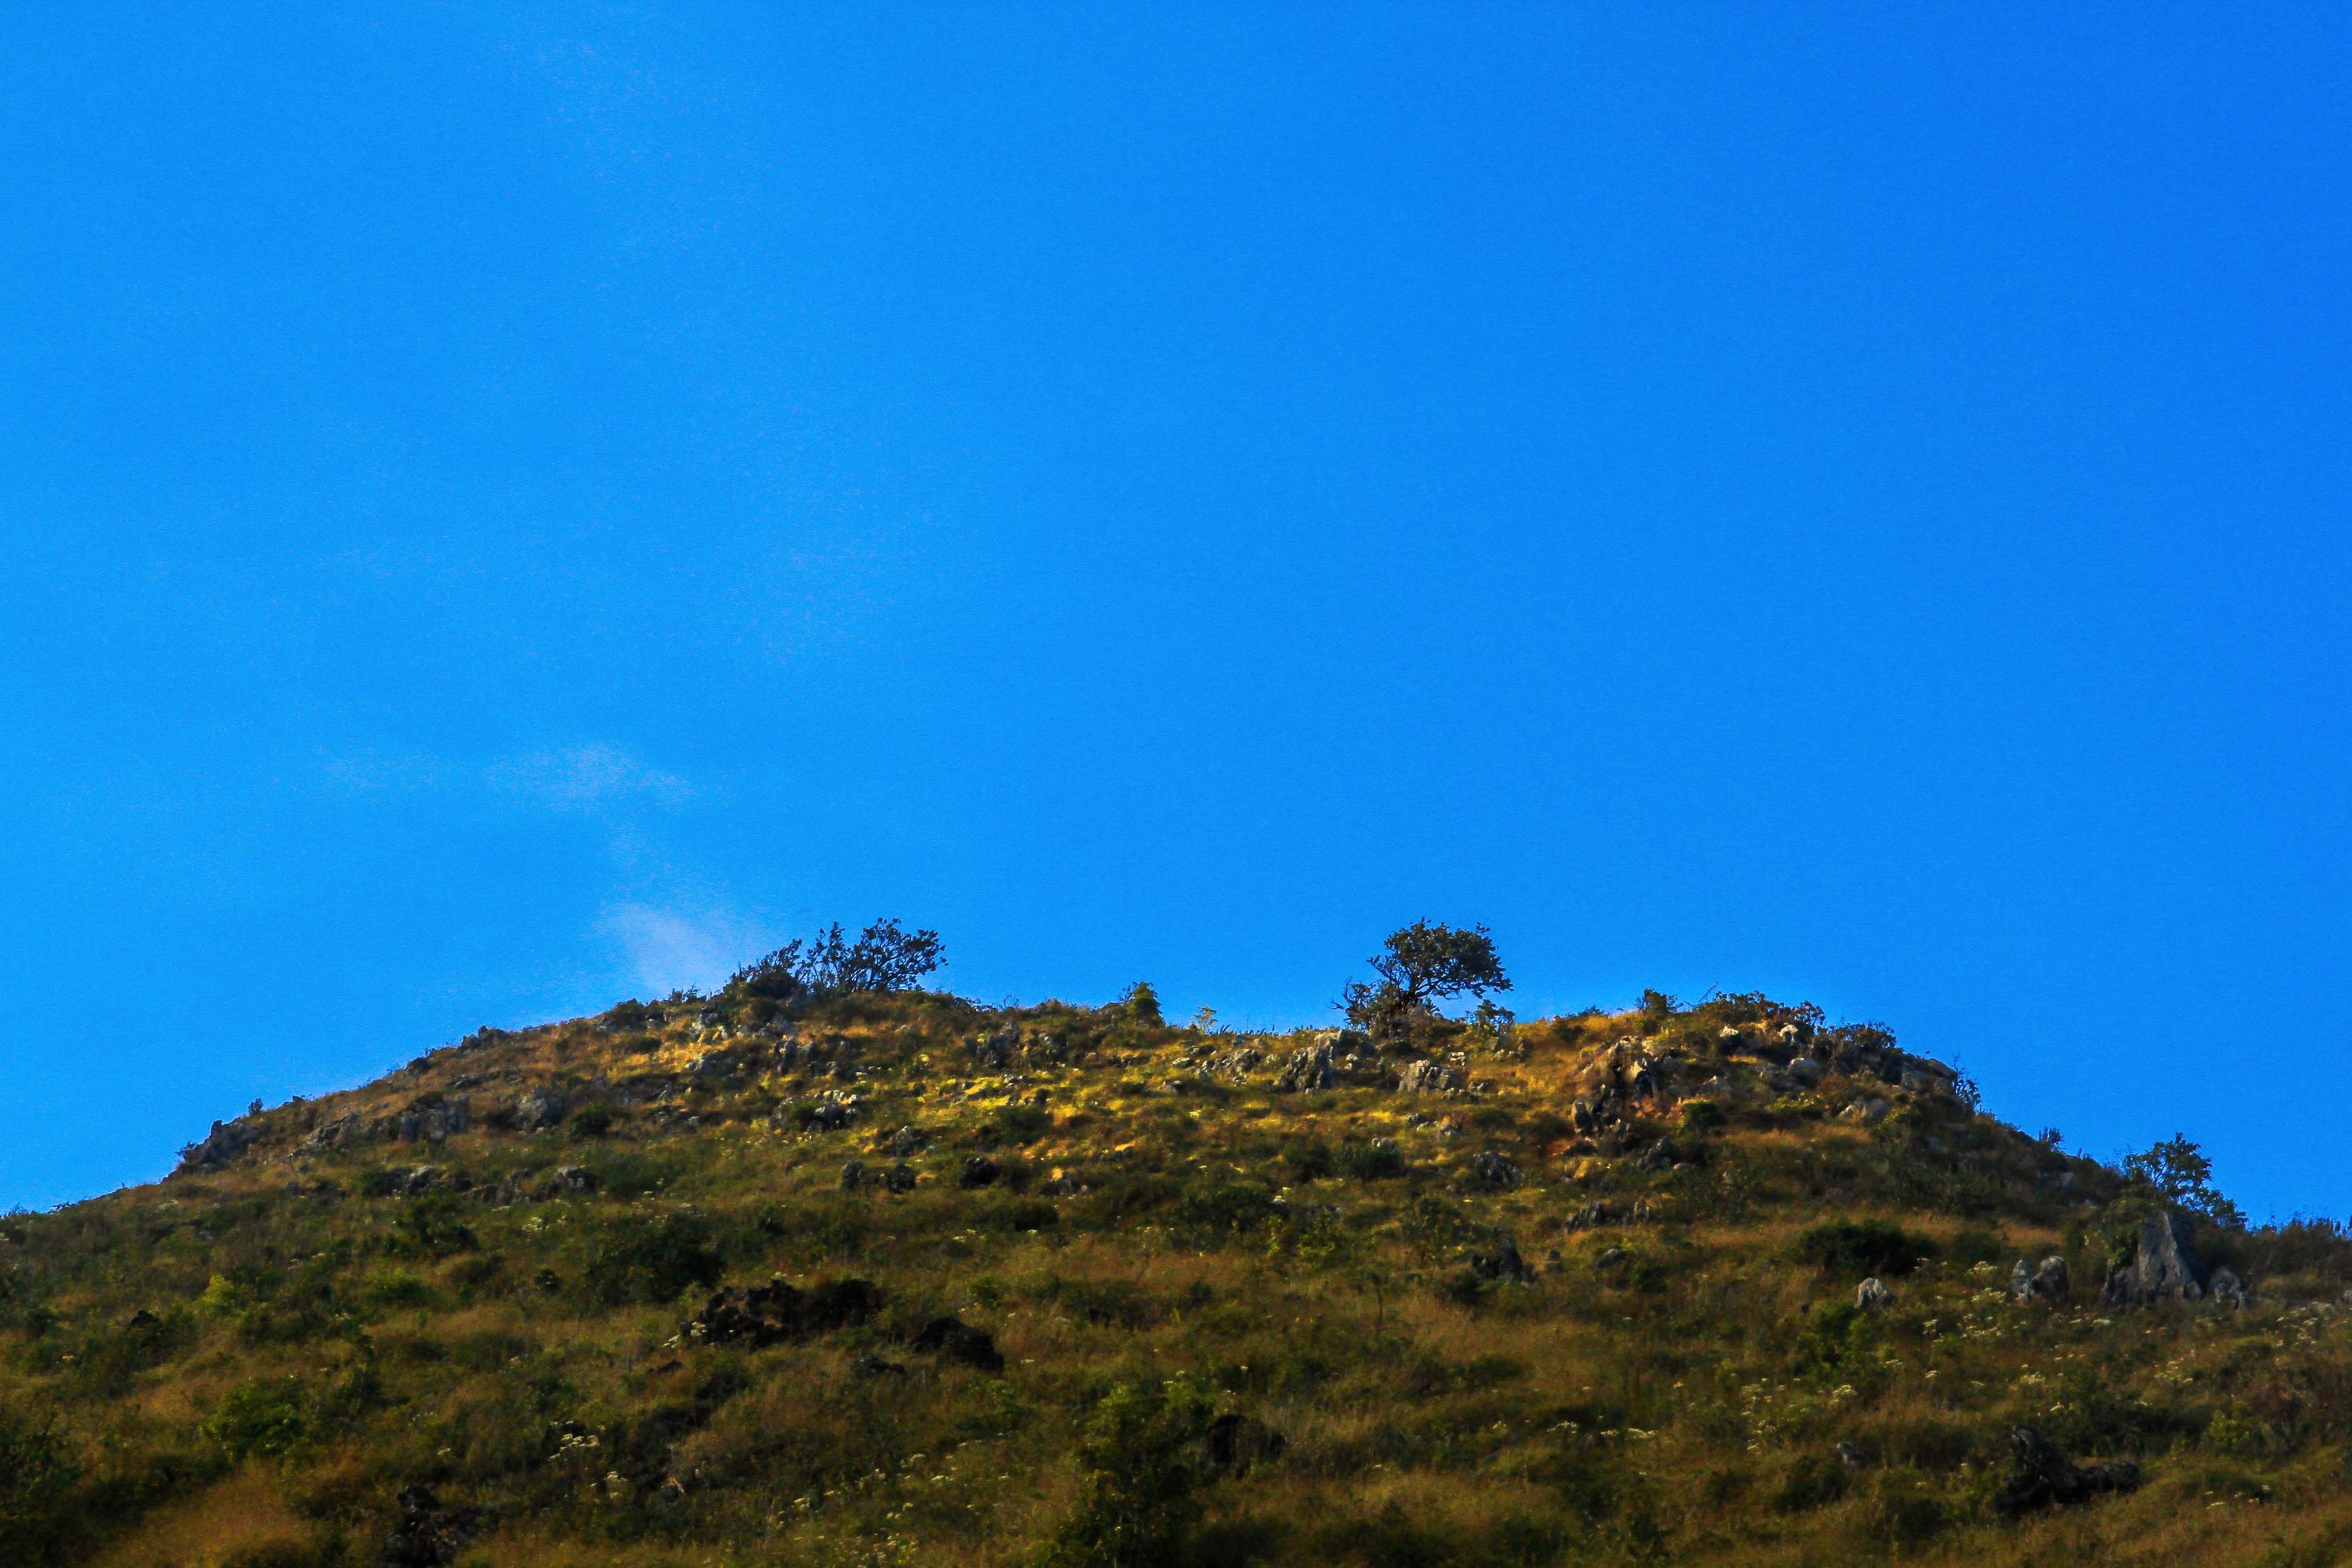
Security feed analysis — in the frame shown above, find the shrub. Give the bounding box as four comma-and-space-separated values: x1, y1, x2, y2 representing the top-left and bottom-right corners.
1791, 1302, 1880, 1376
1339, 1138, 1407, 1181
0, 1403, 75, 1560
1771, 1452, 1848, 1513
1037, 1378, 1214, 1568
1861, 1474, 1949, 1553
1679, 1099, 1726, 1135
391, 1195, 477, 1259
202, 1378, 310, 1461
980, 1103, 1053, 1148
1792, 1220, 1934, 1278
1173, 1181, 1280, 1242
583, 1213, 726, 1306
1287, 1139, 1336, 1182
1120, 982, 1163, 1026
729, 918, 946, 1005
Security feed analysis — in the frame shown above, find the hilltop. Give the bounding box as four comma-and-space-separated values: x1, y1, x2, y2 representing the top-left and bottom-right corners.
4, 954, 2349, 1566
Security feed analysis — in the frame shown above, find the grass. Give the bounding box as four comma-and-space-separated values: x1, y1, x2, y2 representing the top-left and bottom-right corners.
1, 990, 2346, 1566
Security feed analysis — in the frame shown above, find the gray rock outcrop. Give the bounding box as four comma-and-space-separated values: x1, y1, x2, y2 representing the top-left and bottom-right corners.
514, 1086, 566, 1132
2010, 1256, 2070, 1304
2101, 1209, 2208, 1306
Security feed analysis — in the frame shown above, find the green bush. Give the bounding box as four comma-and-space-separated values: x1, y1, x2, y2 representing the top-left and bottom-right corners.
1037, 1378, 1214, 1568
1173, 1180, 1280, 1242
568, 1105, 615, 1138
1792, 1220, 1933, 1278
981, 1103, 1053, 1148
1771, 1452, 1848, 1513
1339, 1139, 1407, 1181
1792, 1302, 1881, 1376
0, 1403, 76, 1560
582, 1212, 726, 1306
202, 1378, 310, 1461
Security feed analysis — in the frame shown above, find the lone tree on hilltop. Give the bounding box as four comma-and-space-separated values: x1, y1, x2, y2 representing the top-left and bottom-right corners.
1342, 920, 1510, 1039
729, 918, 945, 1005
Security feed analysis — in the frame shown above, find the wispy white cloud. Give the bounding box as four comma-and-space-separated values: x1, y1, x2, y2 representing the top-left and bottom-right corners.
490, 745, 693, 813
599, 901, 768, 997
318, 746, 457, 797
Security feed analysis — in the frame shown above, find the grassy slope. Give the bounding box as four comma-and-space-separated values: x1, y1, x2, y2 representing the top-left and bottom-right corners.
6, 990, 2350, 1568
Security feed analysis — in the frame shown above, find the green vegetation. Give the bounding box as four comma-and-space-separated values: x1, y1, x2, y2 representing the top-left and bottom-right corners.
1, 942, 2345, 1566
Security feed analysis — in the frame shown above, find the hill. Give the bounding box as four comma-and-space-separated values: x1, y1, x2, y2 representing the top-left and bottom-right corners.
4, 973, 2348, 1566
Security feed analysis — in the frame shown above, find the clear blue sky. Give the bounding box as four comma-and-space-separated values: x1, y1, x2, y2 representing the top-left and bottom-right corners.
2, 7, 2345, 1218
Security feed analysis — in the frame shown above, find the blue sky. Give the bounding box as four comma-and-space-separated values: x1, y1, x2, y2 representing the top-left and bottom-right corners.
1, 6, 2346, 1217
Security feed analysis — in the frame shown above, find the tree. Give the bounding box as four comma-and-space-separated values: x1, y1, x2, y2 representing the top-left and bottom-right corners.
2122, 1134, 2245, 1229
1119, 982, 1162, 1026
728, 918, 946, 1004
1342, 921, 1510, 1037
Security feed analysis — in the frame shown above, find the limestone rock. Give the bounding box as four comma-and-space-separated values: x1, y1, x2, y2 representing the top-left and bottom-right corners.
1469, 1150, 1522, 1190
1398, 1058, 1465, 1095
1276, 1043, 1339, 1093
514, 1087, 566, 1133
175, 1118, 257, 1173
1994, 1426, 2142, 1516
2010, 1256, 2070, 1304
2101, 1209, 2209, 1306
1470, 1230, 1536, 1283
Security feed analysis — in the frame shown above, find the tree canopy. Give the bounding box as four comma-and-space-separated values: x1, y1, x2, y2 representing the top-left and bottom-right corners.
1342, 920, 1510, 1034
729, 918, 945, 1004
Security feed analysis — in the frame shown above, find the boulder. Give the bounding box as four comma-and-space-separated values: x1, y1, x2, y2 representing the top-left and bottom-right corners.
395, 1095, 468, 1144
2101, 1209, 2209, 1306
1276, 1044, 1339, 1092
887, 1125, 927, 1158
2010, 1256, 2070, 1304
2210, 1267, 2248, 1309
959, 1155, 1001, 1190
551, 1165, 598, 1193
967, 1029, 1019, 1070
883, 1162, 920, 1194
1839, 1098, 1890, 1126
1469, 1151, 1522, 1190
1855, 1277, 1896, 1312
806, 1092, 862, 1130
909, 1315, 1005, 1372
1994, 1426, 2142, 1517
175, 1118, 257, 1174
514, 1087, 566, 1133
690, 1276, 882, 1347
840, 1160, 871, 1192
302, 1112, 366, 1152
1470, 1231, 1537, 1283
1398, 1058, 1464, 1095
